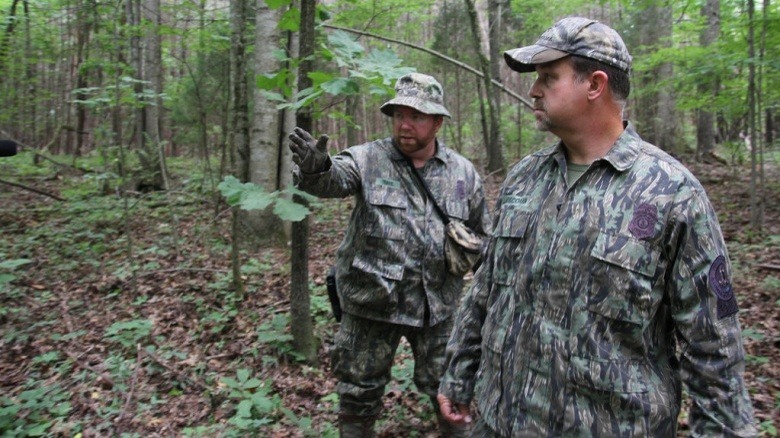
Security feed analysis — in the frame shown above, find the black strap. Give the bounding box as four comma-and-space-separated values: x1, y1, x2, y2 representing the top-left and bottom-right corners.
403, 156, 450, 225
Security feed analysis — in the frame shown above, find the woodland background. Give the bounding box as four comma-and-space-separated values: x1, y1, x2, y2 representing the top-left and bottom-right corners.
0, 0, 778, 436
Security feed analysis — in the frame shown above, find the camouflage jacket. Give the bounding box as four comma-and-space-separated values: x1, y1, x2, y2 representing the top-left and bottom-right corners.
439, 127, 757, 436
295, 137, 491, 327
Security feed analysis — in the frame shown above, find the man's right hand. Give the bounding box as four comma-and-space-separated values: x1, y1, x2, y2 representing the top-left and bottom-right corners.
288, 127, 330, 174
437, 393, 473, 426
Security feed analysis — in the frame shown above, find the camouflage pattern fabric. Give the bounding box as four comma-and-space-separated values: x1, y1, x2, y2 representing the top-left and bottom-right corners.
439, 125, 757, 436
504, 16, 632, 73
294, 137, 491, 327
333, 312, 454, 417
380, 73, 452, 118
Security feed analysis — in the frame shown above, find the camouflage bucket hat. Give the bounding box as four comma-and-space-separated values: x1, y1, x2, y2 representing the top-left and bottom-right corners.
504, 16, 632, 73
380, 73, 451, 118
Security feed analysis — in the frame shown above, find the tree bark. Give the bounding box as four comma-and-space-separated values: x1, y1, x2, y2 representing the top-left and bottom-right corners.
245, 0, 287, 243
290, 0, 318, 365
632, 3, 678, 154
747, 0, 763, 229
697, 0, 720, 160
465, 0, 504, 174
144, 0, 169, 189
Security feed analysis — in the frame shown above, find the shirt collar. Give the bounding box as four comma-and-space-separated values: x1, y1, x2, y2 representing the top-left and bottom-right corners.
543, 121, 642, 172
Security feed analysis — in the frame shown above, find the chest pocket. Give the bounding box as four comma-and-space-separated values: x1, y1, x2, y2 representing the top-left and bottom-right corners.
588, 231, 661, 326
365, 184, 408, 240
445, 199, 469, 221
492, 206, 532, 286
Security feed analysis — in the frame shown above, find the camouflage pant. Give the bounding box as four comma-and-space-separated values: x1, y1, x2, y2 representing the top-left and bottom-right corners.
469, 418, 502, 437
332, 312, 454, 417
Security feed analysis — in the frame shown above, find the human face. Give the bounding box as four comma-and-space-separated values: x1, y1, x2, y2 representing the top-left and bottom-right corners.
392, 106, 442, 156
528, 57, 589, 134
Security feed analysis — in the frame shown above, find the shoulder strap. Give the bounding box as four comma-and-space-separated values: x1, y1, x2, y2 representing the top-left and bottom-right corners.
403, 156, 450, 225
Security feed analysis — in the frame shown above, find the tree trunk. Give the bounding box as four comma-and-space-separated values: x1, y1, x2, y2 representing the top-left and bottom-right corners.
632, 3, 678, 154
144, 0, 169, 190
697, 0, 720, 160
487, 0, 503, 172
290, 0, 318, 366
245, 0, 287, 244
228, 0, 250, 295
465, 0, 503, 174
747, 0, 763, 230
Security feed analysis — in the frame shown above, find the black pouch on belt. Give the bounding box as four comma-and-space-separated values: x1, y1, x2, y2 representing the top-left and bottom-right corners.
326, 266, 342, 322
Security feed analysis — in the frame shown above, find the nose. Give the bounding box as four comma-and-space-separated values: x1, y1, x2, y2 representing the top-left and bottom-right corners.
529, 78, 542, 99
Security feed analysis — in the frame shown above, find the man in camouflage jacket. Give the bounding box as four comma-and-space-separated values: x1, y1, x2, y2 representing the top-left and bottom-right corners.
437, 17, 757, 437
289, 73, 491, 437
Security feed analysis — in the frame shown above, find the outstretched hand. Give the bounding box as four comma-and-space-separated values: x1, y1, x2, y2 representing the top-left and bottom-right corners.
288, 127, 330, 174
437, 393, 473, 426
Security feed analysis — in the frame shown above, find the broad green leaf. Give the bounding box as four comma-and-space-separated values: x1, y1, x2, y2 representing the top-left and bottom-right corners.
236, 369, 250, 383
327, 30, 364, 62
218, 176, 245, 205
308, 71, 335, 87
260, 91, 287, 102
273, 197, 310, 221
283, 185, 318, 203
279, 7, 300, 31
239, 190, 274, 211
256, 72, 283, 91
243, 378, 263, 389
0, 259, 32, 270
265, 0, 292, 9
251, 393, 275, 414
321, 78, 359, 96
221, 377, 239, 388
236, 399, 253, 418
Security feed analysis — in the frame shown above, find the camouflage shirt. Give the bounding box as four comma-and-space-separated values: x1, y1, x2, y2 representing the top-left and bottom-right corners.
295, 137, 491, 327
439, 127, 757, 436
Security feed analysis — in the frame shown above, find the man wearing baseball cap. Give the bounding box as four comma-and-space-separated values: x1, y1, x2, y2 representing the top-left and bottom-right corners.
438, 17, 757, 436
289, 72, 490, 437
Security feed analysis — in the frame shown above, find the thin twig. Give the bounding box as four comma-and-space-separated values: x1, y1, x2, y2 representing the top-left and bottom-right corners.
0, 177, 66, 201
322, 24, 534, 109
64, 349, 115, 388
136, 268, 230, 278
142, 348, 211, 393
117, 344, 143, 426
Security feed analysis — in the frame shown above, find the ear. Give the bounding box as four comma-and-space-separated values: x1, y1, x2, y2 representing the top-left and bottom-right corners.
588, 71, 609, 101
433, 115, 444, 131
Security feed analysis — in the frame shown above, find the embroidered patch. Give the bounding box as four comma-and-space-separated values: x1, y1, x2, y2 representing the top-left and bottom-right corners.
628, 203, 657, 240
456, 180, 466, 199
708, 255, 738, 319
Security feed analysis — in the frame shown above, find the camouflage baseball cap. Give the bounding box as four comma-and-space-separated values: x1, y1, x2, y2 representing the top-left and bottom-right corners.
380, 73, 451, 118
504, 16, 632, 73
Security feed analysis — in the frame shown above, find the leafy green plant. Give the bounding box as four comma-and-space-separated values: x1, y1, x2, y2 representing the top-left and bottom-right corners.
256, 314, 304, 364
218, 176, 318, 221
0, 382, 72, 437
104, 319, 153, 349
220, 369, 280, 429
760, 419, 777, 437
0, 258, 32, 287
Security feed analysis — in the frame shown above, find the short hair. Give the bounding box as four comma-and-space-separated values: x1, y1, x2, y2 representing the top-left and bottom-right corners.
570, 55, 630, 102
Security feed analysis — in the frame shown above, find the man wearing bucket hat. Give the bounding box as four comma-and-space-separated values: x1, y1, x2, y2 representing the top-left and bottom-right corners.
289, 72, 490, 437
437, 16, 757, 436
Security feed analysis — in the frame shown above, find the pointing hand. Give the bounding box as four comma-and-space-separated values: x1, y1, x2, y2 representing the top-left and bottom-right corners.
288, 127, 330, 174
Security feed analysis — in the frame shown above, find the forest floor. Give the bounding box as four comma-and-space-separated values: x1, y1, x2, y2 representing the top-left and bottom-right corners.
0, 154, 778, 437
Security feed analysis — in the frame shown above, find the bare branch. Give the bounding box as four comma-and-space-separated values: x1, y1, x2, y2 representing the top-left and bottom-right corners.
322, 24, 533, 109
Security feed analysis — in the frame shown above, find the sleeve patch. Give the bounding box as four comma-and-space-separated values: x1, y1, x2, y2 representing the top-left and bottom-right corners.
708, 255, 738, 319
